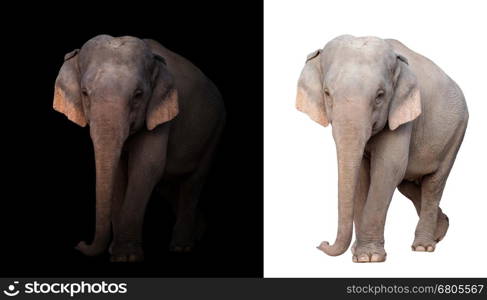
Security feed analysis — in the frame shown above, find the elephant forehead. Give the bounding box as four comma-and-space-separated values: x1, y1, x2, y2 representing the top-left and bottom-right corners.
79, 49, 149, 79
83, 35, 146, 51
92, 63, 132, 78
338, 47, 390, 65
326, 62, 385, 88
82, 63, 140, 91
80, 37, 151, 66
326, 36, 394, 65
348, 36, 385, 48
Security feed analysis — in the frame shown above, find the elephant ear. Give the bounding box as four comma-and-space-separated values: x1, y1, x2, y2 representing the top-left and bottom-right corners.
146, 54, 179, 130
53, 49, 87, 127
296, 49, 328, 127
388, 55, 421, 130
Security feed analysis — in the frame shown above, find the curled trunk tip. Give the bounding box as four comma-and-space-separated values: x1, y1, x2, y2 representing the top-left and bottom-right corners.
75, 239, 110, 256
317, 236, 352, 256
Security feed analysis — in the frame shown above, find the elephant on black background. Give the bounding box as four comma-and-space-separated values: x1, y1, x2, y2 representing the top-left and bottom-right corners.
53, 34, 225, 262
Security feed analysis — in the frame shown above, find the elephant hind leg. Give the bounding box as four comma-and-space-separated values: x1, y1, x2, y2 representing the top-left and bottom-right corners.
170, 123, 223, 253
397, 180, 421, 214
434, 207, 449, 242
170, 168, 213, 252
397, 180, 449, 244
411, 118, 466, 251
168, 177, 207, 253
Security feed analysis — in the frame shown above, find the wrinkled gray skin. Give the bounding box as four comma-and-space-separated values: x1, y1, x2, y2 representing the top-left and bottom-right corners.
53, 35, 225, 262
296, 35, 468, 262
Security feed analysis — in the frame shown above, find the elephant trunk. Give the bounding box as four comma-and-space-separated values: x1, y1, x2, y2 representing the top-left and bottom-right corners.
319, 120, 368, 256
76, 110, 128, 256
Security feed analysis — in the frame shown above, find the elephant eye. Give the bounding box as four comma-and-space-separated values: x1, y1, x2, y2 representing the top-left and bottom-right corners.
324, 88, 333, 107
375, 90, 385, 105
81, 88, 89, 97
134, 89, 143, 98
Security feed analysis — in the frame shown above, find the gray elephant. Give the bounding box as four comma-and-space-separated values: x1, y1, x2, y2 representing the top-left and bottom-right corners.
296, 35, 468, 262
53, 35, 225, 262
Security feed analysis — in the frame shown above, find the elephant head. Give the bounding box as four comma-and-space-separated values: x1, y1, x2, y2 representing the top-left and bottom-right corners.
53, 34, 179, 256
296, 35, 421, 256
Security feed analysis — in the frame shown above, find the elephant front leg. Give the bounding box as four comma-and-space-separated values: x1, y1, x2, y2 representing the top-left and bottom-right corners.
351, 157, 370, 255
110, 126, 169, 262
353, 177, 395, 263
108, 153, 128, 255
354, 128, 411, 263
110, 170, 159, 262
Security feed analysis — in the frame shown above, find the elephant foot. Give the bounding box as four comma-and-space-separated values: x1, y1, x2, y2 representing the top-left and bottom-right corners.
169, 226, 196, 253
351, 240, 357, 254
412, 236, 436, 252
169, 243, 194, 253
110, 241, 144, 262
352, 241, 386, 263
434, 210, 449, 242
169, 216, 206, 253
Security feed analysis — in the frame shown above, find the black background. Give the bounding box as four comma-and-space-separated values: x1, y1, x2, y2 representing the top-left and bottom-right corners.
2, 2, 263, 277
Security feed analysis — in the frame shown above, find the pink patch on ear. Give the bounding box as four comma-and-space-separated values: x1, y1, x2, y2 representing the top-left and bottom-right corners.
53, 87, 87, 127
389, 88, 421, 130
147, 89, 179, 130
296, 87, 329, 127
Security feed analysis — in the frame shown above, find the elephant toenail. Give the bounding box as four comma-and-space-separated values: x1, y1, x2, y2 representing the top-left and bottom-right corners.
111, 256, 121, 262
128, 255, 137, 262
370, 254, 383, 262
415, 245, 426, 251
358, 255, 370, 262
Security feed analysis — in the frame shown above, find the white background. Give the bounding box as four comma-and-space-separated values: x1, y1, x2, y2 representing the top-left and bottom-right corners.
264, 0, 487, 277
